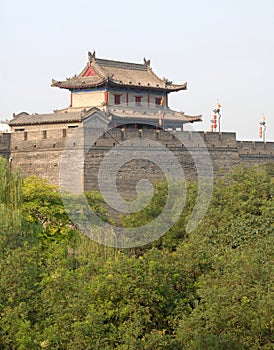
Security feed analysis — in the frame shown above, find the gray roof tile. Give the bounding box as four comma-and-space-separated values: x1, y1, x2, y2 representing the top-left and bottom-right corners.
52, 54, 187, 92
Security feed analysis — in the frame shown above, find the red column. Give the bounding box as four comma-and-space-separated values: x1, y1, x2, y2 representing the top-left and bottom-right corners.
126, 92, 129, 106
70, 93, 73, 107
166, 94, 168, 108
104, 91, 108, 104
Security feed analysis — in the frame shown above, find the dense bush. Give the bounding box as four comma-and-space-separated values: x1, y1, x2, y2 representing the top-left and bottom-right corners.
0, 158, 273, 349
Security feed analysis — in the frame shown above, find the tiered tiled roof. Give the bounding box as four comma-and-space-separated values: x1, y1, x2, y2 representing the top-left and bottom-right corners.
8, 108, 98, 126
9, 53, 201, 128
9, 106, 201, 127
51, 52, 187, 92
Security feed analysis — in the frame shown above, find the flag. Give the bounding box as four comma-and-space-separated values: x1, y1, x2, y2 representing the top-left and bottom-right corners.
217, 100, 221, 109
213, 114, 217, 130
259, 125, 263, 138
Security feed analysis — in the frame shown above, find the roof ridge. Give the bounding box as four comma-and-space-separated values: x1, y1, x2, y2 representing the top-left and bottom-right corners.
95, 57, 147, 71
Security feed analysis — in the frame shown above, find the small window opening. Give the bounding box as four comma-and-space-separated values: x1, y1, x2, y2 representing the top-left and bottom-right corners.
155, 97, 162, 106
135, 96, 142, 106
114, 94, 121, 105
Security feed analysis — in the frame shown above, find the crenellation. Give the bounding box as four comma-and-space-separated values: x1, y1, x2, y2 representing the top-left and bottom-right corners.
238, 141, 274, 154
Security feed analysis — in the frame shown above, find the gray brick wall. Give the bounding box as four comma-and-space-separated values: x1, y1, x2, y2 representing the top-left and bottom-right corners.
0, 127, 272, 198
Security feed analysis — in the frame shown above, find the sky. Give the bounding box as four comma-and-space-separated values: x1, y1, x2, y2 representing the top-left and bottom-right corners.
0, 0, 273, 141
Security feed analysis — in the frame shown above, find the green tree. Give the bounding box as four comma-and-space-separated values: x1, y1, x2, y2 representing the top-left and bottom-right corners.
1, 163, 273, 349
175, 233, 273, 349
175, 166, 274, 349
121, 180, 198, 251
0, 157, 21, 237
21, 176, 111, 245
21, 176, 76, 244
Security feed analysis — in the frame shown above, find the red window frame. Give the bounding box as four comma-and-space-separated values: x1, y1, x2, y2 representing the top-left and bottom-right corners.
155, 97, 162, 106
114, 94, 121, 105
135, 96, 142, 106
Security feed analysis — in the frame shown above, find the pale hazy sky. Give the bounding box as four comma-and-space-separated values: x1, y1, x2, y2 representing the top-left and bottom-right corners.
1, 0, 273, 140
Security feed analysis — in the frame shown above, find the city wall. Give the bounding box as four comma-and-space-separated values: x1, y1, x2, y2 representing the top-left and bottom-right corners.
1, 128, 273, 197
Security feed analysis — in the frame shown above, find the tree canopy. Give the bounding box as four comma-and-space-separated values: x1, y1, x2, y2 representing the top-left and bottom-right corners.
0, 158, 273, 349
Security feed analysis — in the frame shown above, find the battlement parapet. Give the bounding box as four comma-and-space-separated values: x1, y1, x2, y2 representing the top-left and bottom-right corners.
9, 128, 78, 151
238, 141, 274, 155
7, 128, 274, 158
0, 132, 10, 144
0, 132, 10, 159
83, 129, 239, 149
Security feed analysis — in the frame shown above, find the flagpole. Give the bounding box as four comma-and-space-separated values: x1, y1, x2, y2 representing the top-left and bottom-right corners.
259, 115, 266, 142
161, 95, 165, 130
218, 111, 221, 133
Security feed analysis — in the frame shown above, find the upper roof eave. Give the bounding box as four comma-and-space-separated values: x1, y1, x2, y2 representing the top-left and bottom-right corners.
51, 78, 108, 90
51, 78, 187, 92
108, 80, 187, 92
51, 53, 187, 92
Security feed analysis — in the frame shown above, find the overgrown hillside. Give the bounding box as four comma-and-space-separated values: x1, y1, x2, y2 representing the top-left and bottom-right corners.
0, 157, 273, 349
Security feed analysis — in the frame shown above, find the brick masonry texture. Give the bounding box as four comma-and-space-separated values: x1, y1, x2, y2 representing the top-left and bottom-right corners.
1, 127, 273, 198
